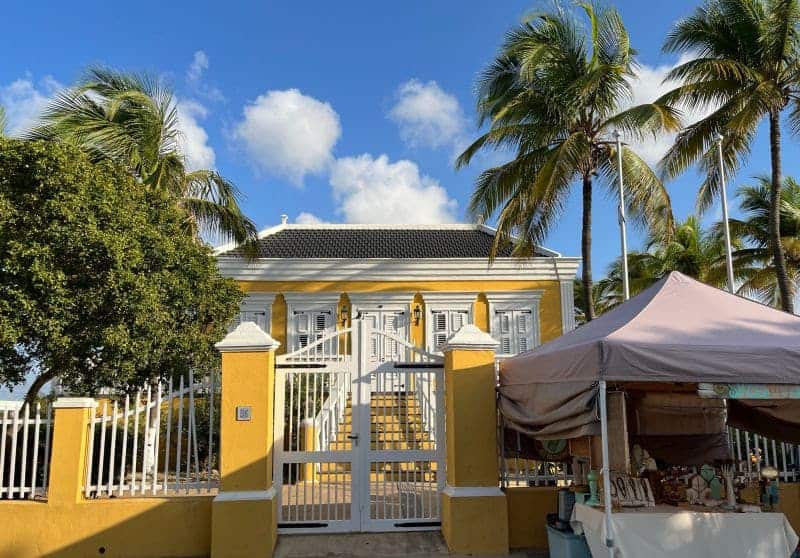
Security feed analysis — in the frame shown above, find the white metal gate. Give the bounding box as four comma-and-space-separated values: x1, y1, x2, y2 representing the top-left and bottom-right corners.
274, 319, 444, 533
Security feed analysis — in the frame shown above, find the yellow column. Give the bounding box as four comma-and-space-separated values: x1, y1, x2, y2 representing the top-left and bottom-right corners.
48, 397, 96, 504
441, 325, 509, 555
211, 321, 280, 558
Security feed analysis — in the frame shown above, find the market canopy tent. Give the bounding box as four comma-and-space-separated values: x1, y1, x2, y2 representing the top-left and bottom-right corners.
499, 271, 800, 442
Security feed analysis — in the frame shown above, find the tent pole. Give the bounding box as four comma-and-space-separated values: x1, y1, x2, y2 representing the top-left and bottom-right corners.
599, 379, 614, 557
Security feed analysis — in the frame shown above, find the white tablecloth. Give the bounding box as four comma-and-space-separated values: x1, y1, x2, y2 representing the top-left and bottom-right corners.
573, 503, 799, 558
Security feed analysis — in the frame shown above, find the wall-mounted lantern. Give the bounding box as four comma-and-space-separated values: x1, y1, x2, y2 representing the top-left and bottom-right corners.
340, 306, 350, 326
413, 304, 422, 325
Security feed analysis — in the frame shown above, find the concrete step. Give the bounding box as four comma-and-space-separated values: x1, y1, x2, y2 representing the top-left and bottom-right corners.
317, 462, 439, 473
327, 441, 436, 451
316, 471, 438, 483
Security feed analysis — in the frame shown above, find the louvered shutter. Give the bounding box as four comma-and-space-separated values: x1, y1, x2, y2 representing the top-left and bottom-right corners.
516, 310, 533, 353
495, 311, 513, 355
432, 311, 449, 350
295, 312, 311, 349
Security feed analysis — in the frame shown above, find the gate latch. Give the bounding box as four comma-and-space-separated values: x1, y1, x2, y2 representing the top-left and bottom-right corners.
347, 433, 359, 446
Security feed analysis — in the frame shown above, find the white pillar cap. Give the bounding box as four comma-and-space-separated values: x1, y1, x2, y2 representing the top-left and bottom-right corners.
441, 324, 499, 352
215, 321, 280, 353
53, 397, 97, 409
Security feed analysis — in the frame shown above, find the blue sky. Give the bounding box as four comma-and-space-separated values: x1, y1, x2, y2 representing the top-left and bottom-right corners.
3, 0, 799, 276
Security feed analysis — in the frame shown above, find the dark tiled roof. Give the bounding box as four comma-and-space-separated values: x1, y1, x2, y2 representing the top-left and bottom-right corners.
219, 227, 548, 259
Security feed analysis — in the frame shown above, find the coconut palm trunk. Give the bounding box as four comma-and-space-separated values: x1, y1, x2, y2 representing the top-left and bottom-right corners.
769, 112, 793, 312
581, 174, 595, 321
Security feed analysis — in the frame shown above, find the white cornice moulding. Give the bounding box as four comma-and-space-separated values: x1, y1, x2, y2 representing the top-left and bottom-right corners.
217, 257, 581, 283
215, 321, 280, 353
348, 292, 416, 307
213, 486, 276, 502
442, 485, 505, 498
484, 290, 543, 308
442, 324, 500, 352
282, 292, 342, 305
242, 292, 276, 304
53, 397, 98, 409
420, 291, 479, 307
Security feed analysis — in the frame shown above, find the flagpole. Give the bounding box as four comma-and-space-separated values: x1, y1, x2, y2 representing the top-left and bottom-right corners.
717, 133, 735, 293
614, 130, 630, 301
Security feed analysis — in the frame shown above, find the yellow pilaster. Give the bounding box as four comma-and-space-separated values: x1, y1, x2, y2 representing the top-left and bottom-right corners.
48, 398, 96, 505
300, 419, 316, 482
211, 321, 280, 558
441, 325, 509, 555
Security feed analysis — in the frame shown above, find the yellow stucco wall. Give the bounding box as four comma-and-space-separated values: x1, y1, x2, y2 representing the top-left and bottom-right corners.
506, 486, 559, 550
443, 348, 499, 487
242, 279, 564, 353
0, 497, 212, 558
218, 350, 275, 492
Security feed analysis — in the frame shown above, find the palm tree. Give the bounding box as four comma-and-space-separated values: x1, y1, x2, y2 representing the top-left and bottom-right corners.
722, 175, 800, 306
659, 0, 800, 313
457, 2, 679, 321
596, 216, 729, 311
26, 67, 257, 248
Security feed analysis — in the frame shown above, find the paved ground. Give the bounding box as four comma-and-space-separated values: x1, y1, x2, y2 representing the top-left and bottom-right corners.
273, 532, 548, 558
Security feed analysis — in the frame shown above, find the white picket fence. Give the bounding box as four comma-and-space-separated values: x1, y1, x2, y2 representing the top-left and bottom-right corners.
0, 402, 53, 500
84, 372, 220, 498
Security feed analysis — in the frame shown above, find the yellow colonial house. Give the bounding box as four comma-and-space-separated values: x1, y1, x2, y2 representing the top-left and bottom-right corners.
215, 221, 580, 357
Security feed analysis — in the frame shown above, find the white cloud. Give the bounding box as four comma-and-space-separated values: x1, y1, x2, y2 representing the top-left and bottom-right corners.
233, 89, 341, 185
295, 212, 327, 224
622, 53, 710, 166
329, 154, 458, 224
177, 100, 215, 171
0, 76, 61, 136
185, 50, 223, 102
186, 50, 209, 84
388, 79, 467, 151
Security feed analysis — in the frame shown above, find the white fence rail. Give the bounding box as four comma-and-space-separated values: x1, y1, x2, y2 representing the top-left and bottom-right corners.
729, 427, 800, 481
0, 403, 53, 500
85, 372, 219, 498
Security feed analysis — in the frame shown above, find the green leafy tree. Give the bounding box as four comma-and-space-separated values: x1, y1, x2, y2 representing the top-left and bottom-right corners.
0, 139, 243, 403
722, 176, 800, 306
659, 0, 800, 313
595, 216, 729, 311
26, 68, 258, 250
457, 2, 679, 321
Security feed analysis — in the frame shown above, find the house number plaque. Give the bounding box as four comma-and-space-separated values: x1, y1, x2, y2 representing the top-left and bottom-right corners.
236, 406, 252, 421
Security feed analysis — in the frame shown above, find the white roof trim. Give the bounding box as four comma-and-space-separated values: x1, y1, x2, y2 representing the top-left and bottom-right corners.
218, 257, 581, 282
213, 222, 563, 258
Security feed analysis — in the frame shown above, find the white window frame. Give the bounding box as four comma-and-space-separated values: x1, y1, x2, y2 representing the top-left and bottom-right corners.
234, 292, 274, 333
485, 291, 543, 356
348, 293, 415, 331
283, 293, 340, 352
421, 292, 477, 353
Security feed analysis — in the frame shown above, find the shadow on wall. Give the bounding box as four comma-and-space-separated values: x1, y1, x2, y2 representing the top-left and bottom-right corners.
0, 496, 213, 558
